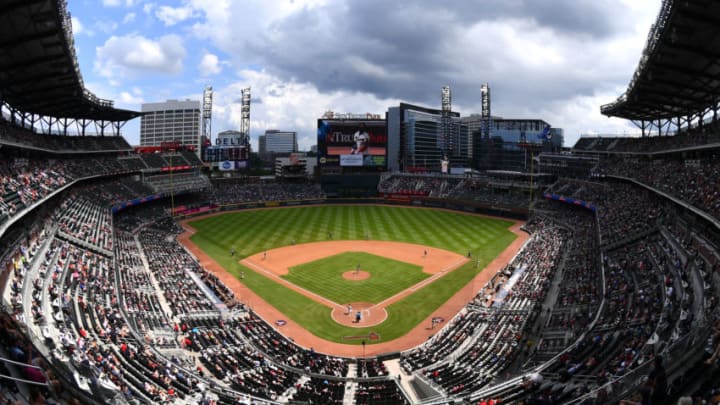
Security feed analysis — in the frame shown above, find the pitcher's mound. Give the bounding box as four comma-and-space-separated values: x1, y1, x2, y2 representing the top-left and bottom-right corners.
342, 270, 370, 280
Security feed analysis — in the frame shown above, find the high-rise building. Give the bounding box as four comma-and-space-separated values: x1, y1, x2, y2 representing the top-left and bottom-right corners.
386, 103, 468, 172
466, 116, 563, 171
140, 100, 201, 151
259, 130, 298, 157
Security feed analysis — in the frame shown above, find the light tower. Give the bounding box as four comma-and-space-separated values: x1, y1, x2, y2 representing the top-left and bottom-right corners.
241, 87, 251, 146
440, 85, 453, 165
480, 83, 491, 139
202, 85, 213, 144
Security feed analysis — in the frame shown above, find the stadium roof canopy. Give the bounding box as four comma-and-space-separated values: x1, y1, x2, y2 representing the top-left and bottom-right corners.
0, 0, 141, 122
601, 0, 720, 122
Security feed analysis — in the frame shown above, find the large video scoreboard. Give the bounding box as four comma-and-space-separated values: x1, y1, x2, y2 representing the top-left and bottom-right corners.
317, 119, 387, 172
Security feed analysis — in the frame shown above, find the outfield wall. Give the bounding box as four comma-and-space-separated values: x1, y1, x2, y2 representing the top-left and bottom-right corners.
173, 197, 528, 221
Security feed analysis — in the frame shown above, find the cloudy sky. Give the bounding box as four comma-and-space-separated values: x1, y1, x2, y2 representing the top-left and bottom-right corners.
69, 0, 660, 150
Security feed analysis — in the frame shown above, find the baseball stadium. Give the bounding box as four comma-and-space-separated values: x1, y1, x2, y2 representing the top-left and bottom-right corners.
0, 1, 719, 405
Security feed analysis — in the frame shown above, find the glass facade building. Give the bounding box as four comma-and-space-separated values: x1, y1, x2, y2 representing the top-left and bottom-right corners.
387, 103, 468, 172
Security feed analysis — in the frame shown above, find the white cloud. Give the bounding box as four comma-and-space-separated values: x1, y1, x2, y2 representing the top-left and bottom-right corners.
211, 69, 400, 151
94, 34, 186, 82
70, 16, 84, 35
199, 53, 222, 76
122, 12, 136, 24
94, 20, 119, 34
101, 0, 136, 6
75, 1, 662, 149
119, 90, 144, 105
155, 5, 196, 26
182, 0, 660, 148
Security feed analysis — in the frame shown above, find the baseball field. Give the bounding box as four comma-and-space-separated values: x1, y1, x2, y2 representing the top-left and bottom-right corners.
183, 205, 519, 349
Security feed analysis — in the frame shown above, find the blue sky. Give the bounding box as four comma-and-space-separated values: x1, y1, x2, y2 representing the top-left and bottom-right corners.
68, 0, 660, 150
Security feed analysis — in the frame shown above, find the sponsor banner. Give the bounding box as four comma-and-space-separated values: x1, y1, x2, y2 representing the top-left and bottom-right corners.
219, 161, 234, 171
111, 194, 163, 213
340, 154, 364, 166
161, 165, 191, 172
543, 193, 596, 212
217, 160, 249, 171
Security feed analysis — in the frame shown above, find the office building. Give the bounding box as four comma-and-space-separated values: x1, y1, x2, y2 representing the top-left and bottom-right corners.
140, 100, 201, 151
259, 130, 298, 157
387, 103, 468, 172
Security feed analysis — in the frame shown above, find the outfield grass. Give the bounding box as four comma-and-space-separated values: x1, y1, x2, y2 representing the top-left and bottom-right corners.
189, 205, 517, 345
284, 252, 428, 304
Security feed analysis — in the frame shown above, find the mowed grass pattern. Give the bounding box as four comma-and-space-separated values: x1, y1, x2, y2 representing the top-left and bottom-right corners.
284, 252, 428, 304
189, 205, 517, 344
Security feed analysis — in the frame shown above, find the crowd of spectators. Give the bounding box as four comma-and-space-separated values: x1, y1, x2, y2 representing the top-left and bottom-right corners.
573, 128, 720, 153
355, 380, 409, 405
378, 174, 462, 197
1, 131, 719, 404
28, 226, 180, 402
0, 159, 72, 224
522, 184, 719, 403
1, 118, 208, 172
534, 201, 601, 343
0, 119, 132, 153
358, 358, 389, 378
0, 172, 228, 402
138, 228, 223, 318
379, 173, 537, 208
114, 231, 172, 340
546, 179, 666, 247
113, 204, 168, 233
398, 216, 567, 399
184, 316, 304, 401
54, 196, 113, 253
447, 180, 531, 207
401, 310, 485, 371
145, 173, 211, 195
208, 180, 325, 205
291, 377, 345, 404
599, 157, 720, 221
0, 151, 209, 231
239, 312, 348, 376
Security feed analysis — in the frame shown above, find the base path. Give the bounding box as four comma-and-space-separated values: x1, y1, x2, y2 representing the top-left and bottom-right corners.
178, 213, 528, 358
240, 241, 468, 328
244, 241, 463, 277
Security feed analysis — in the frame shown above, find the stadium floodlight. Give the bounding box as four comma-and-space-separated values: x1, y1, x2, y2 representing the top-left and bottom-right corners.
202, 86, 213, 143
241, 88, 251, 145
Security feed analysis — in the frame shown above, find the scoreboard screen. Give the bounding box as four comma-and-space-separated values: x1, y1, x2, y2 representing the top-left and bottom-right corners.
317, 119, 386, 169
